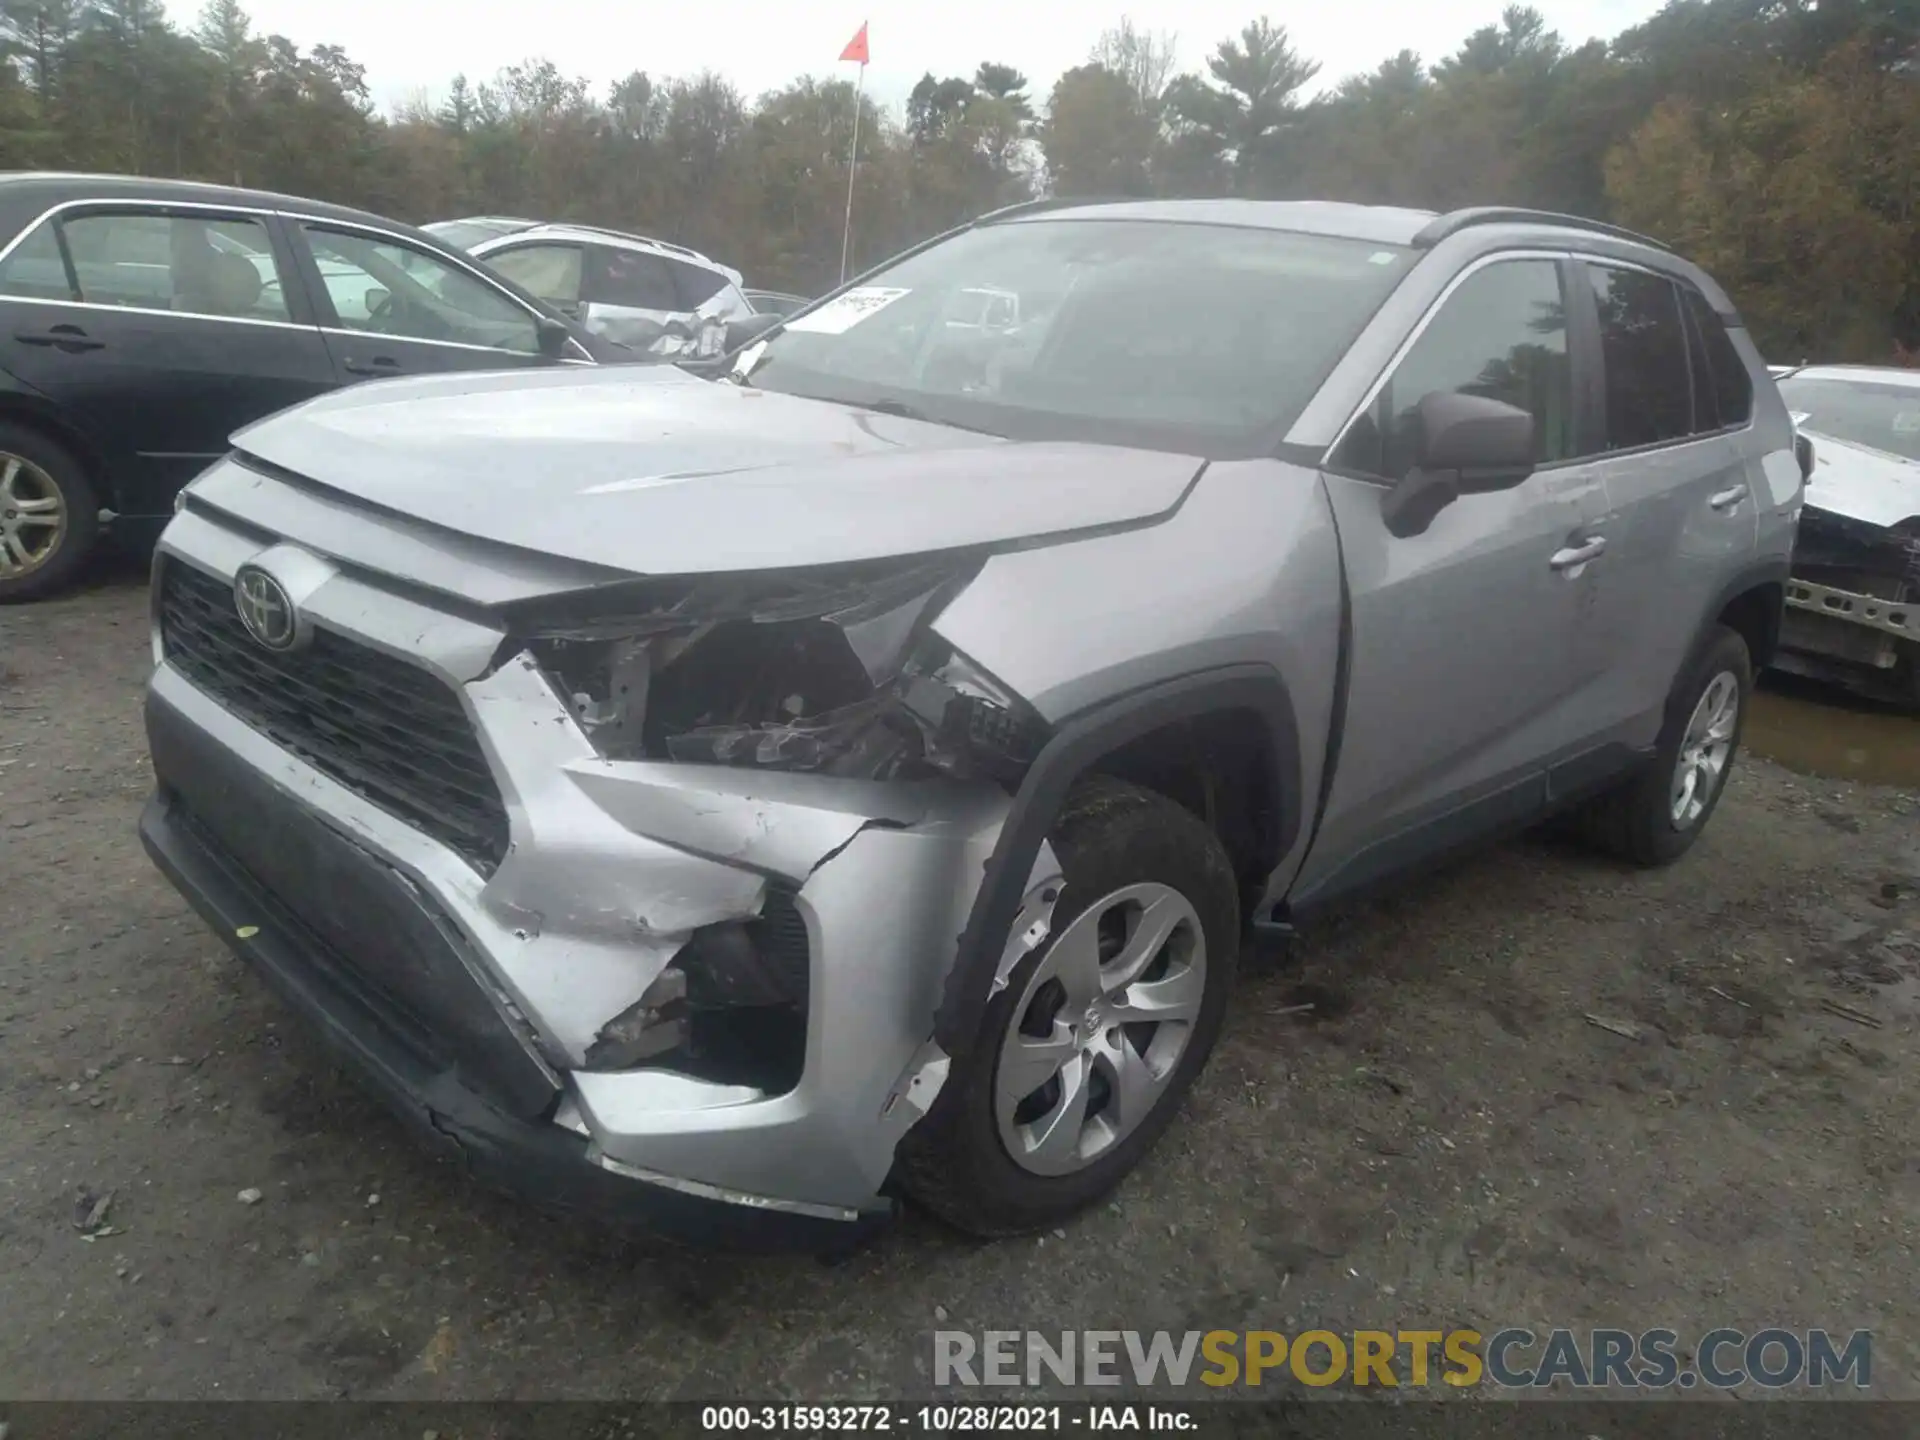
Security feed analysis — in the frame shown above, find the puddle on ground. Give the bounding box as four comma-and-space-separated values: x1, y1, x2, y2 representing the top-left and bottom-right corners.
1746, 673, 1920, 787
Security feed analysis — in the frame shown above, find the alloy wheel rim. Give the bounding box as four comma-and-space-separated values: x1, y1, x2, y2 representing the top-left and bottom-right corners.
995, 881, 1207, 1177
0, 453, 66, 578
1670, 670, 1740, 829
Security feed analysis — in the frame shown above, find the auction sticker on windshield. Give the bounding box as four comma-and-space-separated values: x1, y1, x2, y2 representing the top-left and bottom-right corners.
785, 286, 910, 335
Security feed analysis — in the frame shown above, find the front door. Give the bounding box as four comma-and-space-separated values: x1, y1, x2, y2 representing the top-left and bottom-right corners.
1292, 254, 1614, 905
0, 205, 336, 518
295, 222, 568, 383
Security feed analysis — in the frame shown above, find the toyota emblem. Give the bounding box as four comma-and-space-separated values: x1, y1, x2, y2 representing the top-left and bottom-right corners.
233, 565, 301, 651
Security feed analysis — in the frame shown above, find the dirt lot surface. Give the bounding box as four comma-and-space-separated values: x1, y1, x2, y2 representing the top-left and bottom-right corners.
4, 566, 1920, 1404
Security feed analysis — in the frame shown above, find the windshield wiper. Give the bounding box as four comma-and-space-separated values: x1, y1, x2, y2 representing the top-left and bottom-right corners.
839, 396, 998, 435
850, 397, 933, 422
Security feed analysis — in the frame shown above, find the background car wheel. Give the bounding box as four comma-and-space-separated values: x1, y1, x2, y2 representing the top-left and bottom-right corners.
0, 422, 99, 604
897, 777, 1240, 1237
1572, 624, 1752, 867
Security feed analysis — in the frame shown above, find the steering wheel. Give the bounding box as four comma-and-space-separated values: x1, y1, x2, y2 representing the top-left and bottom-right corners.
368, 290, 395, 325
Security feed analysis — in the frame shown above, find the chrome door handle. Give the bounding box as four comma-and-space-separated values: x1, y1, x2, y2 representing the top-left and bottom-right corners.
1709, 483, 1748, 511
1550, 536, 1607, 571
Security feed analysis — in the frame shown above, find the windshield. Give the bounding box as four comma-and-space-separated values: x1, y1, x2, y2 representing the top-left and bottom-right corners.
1778, 376, 1920, 463
742, 218, 1414, 453
424, 219, 529, 252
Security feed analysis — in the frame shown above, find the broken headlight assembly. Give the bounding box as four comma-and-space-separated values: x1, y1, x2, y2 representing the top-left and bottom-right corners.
514, 557, 1051, 1093
514, 555, 1048, 785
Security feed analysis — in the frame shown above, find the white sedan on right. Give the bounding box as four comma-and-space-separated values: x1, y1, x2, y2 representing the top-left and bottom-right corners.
1771, 363, 1920, 706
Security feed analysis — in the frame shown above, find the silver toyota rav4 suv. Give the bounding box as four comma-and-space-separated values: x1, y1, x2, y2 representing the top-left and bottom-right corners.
141, 200, 1804, 1249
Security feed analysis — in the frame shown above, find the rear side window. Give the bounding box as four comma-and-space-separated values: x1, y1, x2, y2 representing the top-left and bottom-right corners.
1682, 287, 1752, 428
666, 257, 727, 308
587, 246, 681, 311
48, 211, 291, 322
1333, 258, 1573, 482
1588, 263, 1690, 450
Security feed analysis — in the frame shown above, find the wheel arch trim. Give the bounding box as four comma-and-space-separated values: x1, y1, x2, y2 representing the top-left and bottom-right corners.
932, 664, 1302, 1058
1703, 558, 1790, 670
0, 389, 114, 509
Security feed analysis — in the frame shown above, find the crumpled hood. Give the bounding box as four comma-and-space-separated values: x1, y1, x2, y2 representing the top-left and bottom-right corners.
231, 365, 1203, 574
1801, 430, 1920, 529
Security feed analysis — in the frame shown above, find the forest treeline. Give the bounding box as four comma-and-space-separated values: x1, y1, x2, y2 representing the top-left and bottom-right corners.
1, 0, 1917, 360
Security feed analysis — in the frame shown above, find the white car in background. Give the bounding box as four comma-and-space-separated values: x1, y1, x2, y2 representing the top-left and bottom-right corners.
458, 224, 752, 360
1772, 364, 1920, 705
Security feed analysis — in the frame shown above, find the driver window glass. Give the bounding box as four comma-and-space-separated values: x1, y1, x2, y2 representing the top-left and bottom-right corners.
1335, 259, 1571, 482
303, 225, 539, 353
487, 244, 583, 310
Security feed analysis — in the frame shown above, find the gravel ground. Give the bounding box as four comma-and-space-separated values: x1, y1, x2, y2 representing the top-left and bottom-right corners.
3, 566, 1920, 1403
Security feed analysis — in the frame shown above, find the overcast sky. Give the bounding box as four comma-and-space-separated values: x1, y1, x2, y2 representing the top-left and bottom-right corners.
227, 0, 1667, 117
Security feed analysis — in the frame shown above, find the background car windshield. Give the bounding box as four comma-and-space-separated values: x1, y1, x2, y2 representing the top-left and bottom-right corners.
745, 218, 1413, 450
1777, 376, 1920, 462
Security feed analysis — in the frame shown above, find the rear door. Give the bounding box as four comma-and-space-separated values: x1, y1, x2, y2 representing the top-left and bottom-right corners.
578, 242, 686, 351
1572, 259, 1760, 743
1294, 254, 1616, 902
294, 220, 578, 382
0, 202, 334, 517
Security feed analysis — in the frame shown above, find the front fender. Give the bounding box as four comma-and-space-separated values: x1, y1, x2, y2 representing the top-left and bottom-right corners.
930, 665, 1303, 1058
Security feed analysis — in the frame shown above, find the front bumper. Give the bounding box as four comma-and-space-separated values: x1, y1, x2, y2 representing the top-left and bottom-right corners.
143, 483, 1015, 1240
139, 786, 891, 1250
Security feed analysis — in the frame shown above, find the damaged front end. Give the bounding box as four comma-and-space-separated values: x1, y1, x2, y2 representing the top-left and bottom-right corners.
1780, 506, 1920, 706
514, 554, 1047, 785
494, 554, 1050, 1118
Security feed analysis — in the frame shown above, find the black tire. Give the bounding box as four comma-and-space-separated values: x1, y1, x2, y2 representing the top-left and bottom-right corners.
1572, 624, 1752, 867
897, 777, 1240, 1237
0, 422, 100, 604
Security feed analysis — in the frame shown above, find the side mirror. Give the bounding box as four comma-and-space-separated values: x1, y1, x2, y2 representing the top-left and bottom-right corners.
535, 317, 572, 358
1380, 391, 1537, 538
725, 312, 782, 351
363, 286, 390, 314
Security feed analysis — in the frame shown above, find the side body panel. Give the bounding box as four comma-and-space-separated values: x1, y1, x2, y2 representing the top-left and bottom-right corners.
1289, 462, 1612, 906
932, 456, 1346, 898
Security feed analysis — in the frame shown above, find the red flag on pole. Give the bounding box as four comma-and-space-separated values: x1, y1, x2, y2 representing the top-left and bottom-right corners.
839, 21, 869, 65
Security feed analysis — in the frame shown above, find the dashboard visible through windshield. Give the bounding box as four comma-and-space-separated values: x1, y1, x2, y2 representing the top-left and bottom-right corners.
740, 217, 1414, 454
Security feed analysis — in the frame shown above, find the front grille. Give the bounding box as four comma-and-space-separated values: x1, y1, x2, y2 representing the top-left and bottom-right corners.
158, 559, 511, 873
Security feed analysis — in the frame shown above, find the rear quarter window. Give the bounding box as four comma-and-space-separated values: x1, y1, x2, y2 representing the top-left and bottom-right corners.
1682, 287, 1753, 428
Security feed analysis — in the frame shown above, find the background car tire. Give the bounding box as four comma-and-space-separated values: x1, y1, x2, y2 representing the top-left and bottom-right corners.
0, 422, 99, 604
1572, 624, 1752, 867
896, 777, 1240, 1237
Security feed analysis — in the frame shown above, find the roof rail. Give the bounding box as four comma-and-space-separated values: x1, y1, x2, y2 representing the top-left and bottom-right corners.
1412, 207, 1672, 253
551, 221, 714, 264
973, 195, 1138, 225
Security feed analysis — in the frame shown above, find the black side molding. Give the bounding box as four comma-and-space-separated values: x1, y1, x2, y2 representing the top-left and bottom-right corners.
932, 665, 1301, 1058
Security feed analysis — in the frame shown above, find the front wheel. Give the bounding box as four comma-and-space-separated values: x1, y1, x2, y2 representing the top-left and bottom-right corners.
1573, 624, 1752, 866
897, 778, 1241, 1237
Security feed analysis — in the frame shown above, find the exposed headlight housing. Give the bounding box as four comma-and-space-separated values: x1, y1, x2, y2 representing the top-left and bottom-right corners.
513, 556, 1048, 783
